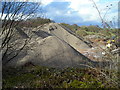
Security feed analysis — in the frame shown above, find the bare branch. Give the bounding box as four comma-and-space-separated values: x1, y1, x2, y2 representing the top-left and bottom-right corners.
1, 1, 42, 65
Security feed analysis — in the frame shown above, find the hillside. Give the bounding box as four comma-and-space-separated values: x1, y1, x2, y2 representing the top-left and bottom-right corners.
2, 0, 119, 88
2, 21, 119, 88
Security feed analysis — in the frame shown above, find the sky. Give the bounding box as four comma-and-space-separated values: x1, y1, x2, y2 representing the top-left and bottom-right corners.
38, 0, 119, 27
1, 0, 119, 27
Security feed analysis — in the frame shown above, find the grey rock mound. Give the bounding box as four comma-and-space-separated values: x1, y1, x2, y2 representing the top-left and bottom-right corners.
4, 23, 110, 68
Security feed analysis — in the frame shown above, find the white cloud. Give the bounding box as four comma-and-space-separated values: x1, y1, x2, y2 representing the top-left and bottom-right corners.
33, 0, 118, 23
63, 0, 118, 22
40, 0, 54, 6
2, 0, 118, 24
41, 0, 118, 24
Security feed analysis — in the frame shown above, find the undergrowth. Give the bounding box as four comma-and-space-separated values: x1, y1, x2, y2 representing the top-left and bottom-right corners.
3, 65, 119, 88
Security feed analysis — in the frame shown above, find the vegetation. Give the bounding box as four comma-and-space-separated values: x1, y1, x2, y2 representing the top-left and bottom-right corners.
19, 17, 54, 28
3, 65, 119, 88
60, 23, 118, 39
61, 23, 80, 32
60, 22, 119, 89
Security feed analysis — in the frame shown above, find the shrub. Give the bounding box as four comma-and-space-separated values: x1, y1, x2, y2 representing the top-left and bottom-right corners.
61, 23, 80, 32
19, 17, 53, 28
87, 25, 101, 33
3, 65, 117, 88
69, 80, 104, 88
76, 30, 88, 37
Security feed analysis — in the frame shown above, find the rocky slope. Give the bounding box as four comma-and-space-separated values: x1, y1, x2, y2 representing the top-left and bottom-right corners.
4, 23, 110, 68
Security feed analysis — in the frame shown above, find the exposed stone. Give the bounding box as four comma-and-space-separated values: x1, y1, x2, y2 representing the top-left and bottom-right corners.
4, 23, 110, 68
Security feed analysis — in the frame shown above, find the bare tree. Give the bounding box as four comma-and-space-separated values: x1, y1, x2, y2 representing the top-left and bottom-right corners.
90, 0, 114, 28
0, 0, 42, 65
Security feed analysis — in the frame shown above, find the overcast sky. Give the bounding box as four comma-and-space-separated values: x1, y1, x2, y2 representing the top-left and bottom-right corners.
1, 0, 119, 26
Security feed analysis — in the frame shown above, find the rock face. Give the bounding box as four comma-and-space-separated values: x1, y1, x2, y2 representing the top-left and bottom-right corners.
50, 23, 91, 52
4, 23, 109, 68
